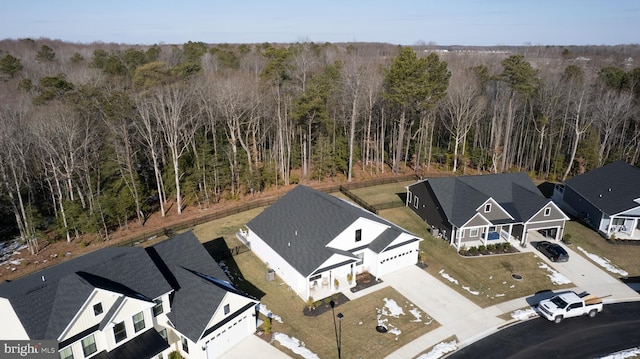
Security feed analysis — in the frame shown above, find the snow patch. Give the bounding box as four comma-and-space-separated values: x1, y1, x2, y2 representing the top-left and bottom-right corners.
595, 347, 640, 359
538, 262, 572, 285
462, 285, 480, 295
383, 298, 404, 317
577, 246, 629, 277
410, 308, 422, 322
439, 269, 459, 284
259, 304, 283, 323
417, 340, 458, 359
273, 332, 319, 359
511, 308, 538, 320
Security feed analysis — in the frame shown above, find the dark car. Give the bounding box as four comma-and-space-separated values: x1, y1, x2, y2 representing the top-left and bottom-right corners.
533, 241, 569, 262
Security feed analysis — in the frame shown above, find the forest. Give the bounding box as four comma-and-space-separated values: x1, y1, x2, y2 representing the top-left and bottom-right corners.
0, 39, 639, 252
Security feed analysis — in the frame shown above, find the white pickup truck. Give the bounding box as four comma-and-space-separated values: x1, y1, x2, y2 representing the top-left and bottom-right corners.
538, 291, 603, 323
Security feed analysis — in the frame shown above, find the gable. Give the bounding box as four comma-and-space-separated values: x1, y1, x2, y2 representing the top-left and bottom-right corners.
327, 217, 390, 251
59, 288, 122, 342
201, 292, 258, 339
476, 198, 513, 221
462, 213, 492, 228
528, 201, 569, 223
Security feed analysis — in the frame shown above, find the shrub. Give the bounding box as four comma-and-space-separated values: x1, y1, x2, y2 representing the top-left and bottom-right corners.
169, 352, 184, 359
487, 244, 496, 251
469, 246, 478, 254
504, 242, 511, 249
262, 315, 272, 334
307, 297, 315, 310
478, 245, 486, 253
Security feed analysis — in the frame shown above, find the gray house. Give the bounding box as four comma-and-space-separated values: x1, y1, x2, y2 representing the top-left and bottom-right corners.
553, 161, 640, 240
406, 172, 568, 249
246, 185, 421, 301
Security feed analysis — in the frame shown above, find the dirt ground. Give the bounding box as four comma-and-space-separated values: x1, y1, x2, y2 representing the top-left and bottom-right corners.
1, 169, 410, 282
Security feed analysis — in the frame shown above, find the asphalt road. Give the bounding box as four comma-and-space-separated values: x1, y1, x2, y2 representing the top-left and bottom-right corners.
446, 302, 640, 359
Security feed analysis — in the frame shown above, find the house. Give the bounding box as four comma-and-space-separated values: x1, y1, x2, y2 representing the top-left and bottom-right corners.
0, 231, 258, 359
406, 173, 568, 250
553, 161, 640, 240
245, 185, 421, 301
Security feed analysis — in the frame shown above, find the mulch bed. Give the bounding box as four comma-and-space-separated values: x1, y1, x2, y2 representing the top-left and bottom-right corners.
303, 292, 350, 317
350, 271, 383, 293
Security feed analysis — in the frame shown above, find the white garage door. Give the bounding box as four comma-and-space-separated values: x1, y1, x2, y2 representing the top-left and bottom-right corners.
379, 249, 416, 276
205, 315, 252, 358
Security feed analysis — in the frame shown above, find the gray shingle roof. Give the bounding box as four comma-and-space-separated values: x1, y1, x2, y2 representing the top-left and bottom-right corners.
0, 247, 171, 340
247, 185, 416, 277
420, 172, 548, 227
564, 161, 640, 215
149, 231, 256, 343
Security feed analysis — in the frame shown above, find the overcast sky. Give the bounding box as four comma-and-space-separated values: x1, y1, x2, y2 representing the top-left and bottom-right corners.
1, 0, 638, 46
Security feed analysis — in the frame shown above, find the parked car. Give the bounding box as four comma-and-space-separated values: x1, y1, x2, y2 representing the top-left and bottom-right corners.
538, 291, 603, 323
533, 241, 569, 262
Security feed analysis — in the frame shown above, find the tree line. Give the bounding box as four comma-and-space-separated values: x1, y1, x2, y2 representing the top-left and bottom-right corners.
0, 39, 639, 251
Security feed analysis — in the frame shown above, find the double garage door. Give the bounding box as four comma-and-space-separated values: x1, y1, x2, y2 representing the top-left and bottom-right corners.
205, 314, 252, 358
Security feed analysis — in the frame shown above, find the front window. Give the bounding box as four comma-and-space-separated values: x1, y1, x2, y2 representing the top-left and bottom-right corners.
181, 336, 189, 354
93, 303, 103, 316
484, 204, 491, 212
59, 347, 73, 359
113, 321, 127, 343
544, 208, 551, 216
224, 304, 230, 315
470, 228, 479, 237
613, 218, 625, 226
355, 229, 362, 242
153, 298, 163, 317
81, 334, 97, 357
133, 311, 145, 332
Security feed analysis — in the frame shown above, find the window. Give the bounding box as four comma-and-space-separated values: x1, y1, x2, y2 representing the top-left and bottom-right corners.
153, 298, 163, 317
59, 346, 74, 359
113, 321, 127, 343
355, 229, 362, 242
224, 304, 230, 315
470, 228, 479, 237
159, 329, 168, 343
484, 204, 491, 212
133, 311, 145, 332
613, 218, 625, 226
407, 191, 412, 204
356, 252, 364, 266
181, 336, 189, 354
544, 208, 551, 216
93, 303, 103, 316
413, 196, 419, 209
81, 334, 97, 357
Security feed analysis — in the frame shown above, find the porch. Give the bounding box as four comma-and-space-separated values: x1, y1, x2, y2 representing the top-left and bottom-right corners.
307, 271, 355, 301
455, 227, 516, 251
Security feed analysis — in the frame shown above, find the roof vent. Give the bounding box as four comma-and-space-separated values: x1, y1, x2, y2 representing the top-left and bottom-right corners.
608, 188, 612, 192
599, 194, 602, 198
295, 230, 297, 236
41, 276, 45, 282
288, 242, 290, 247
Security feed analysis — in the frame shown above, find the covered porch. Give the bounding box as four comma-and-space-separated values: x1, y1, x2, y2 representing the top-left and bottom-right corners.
305, 262, 356, 301
453, 223, 519, 250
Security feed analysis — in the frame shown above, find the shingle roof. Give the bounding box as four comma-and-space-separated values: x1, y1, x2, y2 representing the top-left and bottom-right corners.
0, 247, 171, 340
149, 231, 256, 343
564, 161, 640, 215
247, 185, 416, 277
418, 172, 548, 227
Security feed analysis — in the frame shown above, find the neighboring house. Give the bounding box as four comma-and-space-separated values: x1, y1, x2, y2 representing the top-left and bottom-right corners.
245, 185, 421, 301
406, 172, 568, 250
553, 160, 640, 240
0, 231, 258, 359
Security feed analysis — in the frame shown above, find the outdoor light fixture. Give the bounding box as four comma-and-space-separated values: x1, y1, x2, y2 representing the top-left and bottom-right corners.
337, 312, 344, 358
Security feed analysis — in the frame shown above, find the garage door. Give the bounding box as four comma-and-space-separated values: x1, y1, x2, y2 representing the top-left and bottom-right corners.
205, 315, 251, 358
379, 249, 417, 276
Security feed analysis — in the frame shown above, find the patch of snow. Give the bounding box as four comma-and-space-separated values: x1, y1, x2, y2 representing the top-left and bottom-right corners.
383, 298, 404, 317
539, 263, 572, 285
439, 269, 459, 284
259, 304, 283, 323
595, 347, 640, 359
273, 332, 320, 359
489, 275, 493, 280
410, 308, 422, 322
417, 340, 458, 359
511, 308, 538, 320
495, 293, 505, 297
462, 285, 480, 295
510, 285, 515, 288
388, 327, 402, 338
577, 246, 629, 277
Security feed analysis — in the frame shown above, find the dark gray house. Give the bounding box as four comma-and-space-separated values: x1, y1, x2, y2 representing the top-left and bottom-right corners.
407, 172, 568, 249
553, 161, 640, 240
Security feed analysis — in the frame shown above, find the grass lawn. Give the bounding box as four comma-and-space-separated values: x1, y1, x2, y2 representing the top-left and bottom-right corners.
378, 207, 575, 308
193, 231, 440, 359
348, 181, 414, 207
564, 220, 640, 278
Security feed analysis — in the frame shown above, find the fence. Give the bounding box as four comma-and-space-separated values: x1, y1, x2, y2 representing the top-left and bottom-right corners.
119, 172, 421, 248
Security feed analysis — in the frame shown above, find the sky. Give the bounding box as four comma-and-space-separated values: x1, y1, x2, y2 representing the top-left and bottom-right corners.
1, 0, 638, 46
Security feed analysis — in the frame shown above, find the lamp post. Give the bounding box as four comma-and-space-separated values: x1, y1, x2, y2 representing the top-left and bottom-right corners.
337, 312, 344, 358
329, 300, 343, 358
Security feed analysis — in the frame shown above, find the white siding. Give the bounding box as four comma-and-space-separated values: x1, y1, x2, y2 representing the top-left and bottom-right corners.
102, 296, 154, 351
248, 230, 306, 293
60, 288, 119, 341
0, 298, 29, 339
327, 217, 389, 250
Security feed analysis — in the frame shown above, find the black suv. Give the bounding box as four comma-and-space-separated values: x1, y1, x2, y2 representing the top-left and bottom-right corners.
533, 241, 569, 262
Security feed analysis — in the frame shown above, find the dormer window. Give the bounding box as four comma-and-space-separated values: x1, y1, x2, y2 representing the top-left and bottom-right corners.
484, 204, 491, 212
544, 208, 551, 216
93, 303, 103, 316
355, 229, 362, 242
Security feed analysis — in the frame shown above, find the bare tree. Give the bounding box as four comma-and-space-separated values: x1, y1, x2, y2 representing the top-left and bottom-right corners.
592, 88, 634, 166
